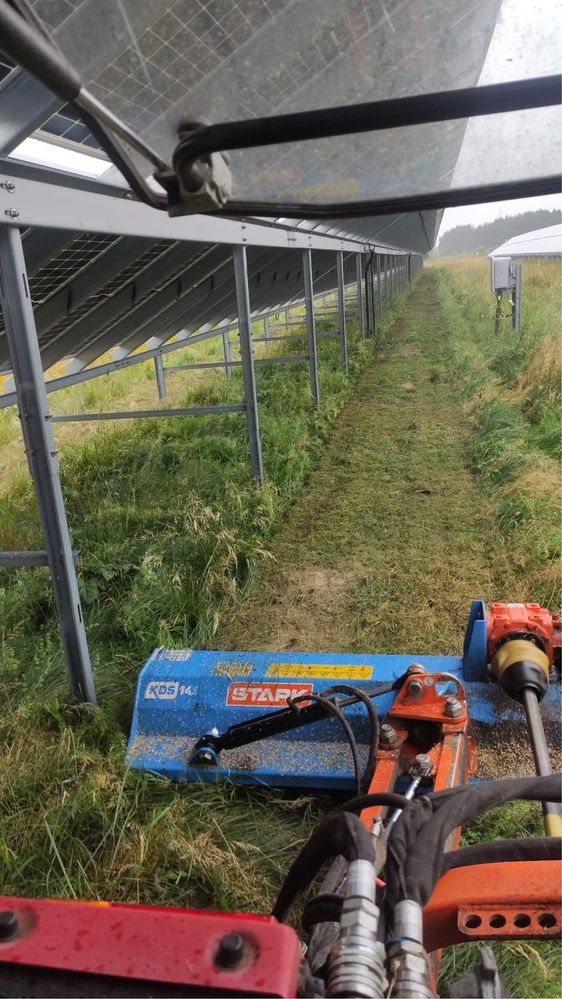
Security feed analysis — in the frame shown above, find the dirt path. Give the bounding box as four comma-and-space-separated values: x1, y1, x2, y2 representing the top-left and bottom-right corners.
218, 271, 518, 665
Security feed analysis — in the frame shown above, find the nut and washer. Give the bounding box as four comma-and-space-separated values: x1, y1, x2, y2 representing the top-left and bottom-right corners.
407, 677, 424, 699
411, 753, 432, 777
4, 208, 19, 219
444, 696, 463, 718
380, 722, 400, 747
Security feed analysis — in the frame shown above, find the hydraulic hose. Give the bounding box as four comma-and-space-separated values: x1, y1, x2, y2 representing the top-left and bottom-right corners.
272, 811, 375, 923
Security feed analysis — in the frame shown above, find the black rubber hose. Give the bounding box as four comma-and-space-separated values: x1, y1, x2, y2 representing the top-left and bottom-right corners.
340, 791, 408, 813
0, 0, 82, 100
289, 691, 362, 797
272, 811, 375, 923
387, 774, 562, 907
440, 836, 561, 875
320, 684, 380, 793
302, 893, 344, 933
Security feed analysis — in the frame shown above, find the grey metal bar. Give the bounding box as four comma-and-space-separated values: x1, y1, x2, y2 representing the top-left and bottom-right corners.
376, 254, 382, 323
0, 327, 225, 410
233, 246, 264, 483
252, 333, 306, 344
365, 259, 374, 336
384, 254, 389, 310
165, 356, 309, 373
303, 248, 319, 407
355, 253, 365, 337
0, 72, 62, 156
255, 354, 309, 366
52, 404, 246, 423
165, 361, 233, 372
154, 354, 166, 400
264, 315, 270, 339
222, 328, 233, 379
0, 225, 95, 704
0, 550, 79, 568
336, 251, 348, 373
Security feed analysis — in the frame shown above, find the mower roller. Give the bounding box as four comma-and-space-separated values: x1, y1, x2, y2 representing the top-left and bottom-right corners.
1, 600, 560, 997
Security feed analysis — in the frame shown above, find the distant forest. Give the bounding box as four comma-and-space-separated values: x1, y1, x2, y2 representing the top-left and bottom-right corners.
434, 209, 561, 256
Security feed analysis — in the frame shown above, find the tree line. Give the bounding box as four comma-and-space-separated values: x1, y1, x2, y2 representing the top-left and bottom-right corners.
434, 209, 560, 256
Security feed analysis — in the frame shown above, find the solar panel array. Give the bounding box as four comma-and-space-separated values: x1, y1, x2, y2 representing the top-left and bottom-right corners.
0, 0, 505, 387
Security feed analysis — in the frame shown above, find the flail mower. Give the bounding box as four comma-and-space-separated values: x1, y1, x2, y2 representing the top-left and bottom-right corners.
1, 600, 560, 996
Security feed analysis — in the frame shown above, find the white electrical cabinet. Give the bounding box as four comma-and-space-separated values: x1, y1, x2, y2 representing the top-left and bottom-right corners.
491, 256, 512, 292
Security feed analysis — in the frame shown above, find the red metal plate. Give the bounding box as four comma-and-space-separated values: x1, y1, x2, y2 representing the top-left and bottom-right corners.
0, 897, 301, 997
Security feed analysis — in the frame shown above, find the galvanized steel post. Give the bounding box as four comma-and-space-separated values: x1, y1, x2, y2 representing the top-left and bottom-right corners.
154, 353, 166, 399
355, 253, 365, 337
222, 328, 233, 379
365, 256, 374, 336
233, 245, 264, 483
0, 225, 95, 703
303, 249, 319, 406
384, 254, 389, 310
336, 251, 348, 373
376, 253, 382, 322
264, 314, 270, 340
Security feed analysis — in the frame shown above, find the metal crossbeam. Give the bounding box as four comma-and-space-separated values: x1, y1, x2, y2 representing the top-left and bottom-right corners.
0, 550, 79, 568
0, 171, 368, 251
51, 404, 245, 423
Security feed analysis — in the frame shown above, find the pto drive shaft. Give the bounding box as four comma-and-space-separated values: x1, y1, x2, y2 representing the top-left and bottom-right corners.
521, 686, 561, 837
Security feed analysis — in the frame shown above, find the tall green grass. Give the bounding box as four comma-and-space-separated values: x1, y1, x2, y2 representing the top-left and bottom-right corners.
0, 303, 409, 911
434, 258, 561, 607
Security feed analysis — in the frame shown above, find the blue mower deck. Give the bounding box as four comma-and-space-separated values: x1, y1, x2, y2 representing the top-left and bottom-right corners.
126, 601, 559, 790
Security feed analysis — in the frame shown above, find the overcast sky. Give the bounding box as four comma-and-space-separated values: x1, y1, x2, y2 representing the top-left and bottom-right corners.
438, 0, 561, 240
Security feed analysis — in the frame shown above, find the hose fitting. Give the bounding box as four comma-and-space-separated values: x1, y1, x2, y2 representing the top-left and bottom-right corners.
387, 899, 433, 998
326, 859, 387, 998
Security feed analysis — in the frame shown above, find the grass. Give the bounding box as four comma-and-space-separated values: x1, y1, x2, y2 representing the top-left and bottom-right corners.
433, 257, 561, 608
0, 293, 404, 912
0, 267, 560, 998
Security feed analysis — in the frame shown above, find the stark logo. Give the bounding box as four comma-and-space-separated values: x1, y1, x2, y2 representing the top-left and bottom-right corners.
144, 681, 195, 700
226, 681, 313, 707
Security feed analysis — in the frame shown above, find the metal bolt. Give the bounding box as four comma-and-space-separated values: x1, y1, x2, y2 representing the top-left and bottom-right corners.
407, 678, 424, 699
412, 753, 432, 777
380, 723, 399, 746
444, 696, 463, 718
4, 208, 19, 219
0, 910, 18, 940
198, 750, 216, 764
215, 932, 246, 969
0, 181, 16, 193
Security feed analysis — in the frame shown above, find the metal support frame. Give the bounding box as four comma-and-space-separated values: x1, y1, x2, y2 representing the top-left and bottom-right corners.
222, 329, 233, 379
0, 550, 79, 568
376, 253, 382, 322
303, 248, 319, 406
383, 254, 388, 310
233, 246, 264, 484
371, 259, 377, 338
0, 225, 95, 703
355, 253, 365, 337
263, 315, 270, 340
154, 354, 166, 400
51, 404, 245, 423
336, 251, 348, 373
365, 258, 374, 336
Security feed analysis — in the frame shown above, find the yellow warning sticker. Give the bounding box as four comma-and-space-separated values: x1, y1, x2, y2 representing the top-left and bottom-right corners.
266, 663, 372, 680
